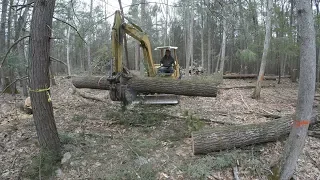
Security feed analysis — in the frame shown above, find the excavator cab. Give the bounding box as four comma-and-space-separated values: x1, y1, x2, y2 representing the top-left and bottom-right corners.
154, 46, 181, 79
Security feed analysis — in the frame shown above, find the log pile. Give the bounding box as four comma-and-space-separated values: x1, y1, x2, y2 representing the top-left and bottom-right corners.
192, 112, 318, 154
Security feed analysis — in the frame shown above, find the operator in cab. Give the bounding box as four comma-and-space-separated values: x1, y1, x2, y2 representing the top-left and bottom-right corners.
159, 49, 175, 74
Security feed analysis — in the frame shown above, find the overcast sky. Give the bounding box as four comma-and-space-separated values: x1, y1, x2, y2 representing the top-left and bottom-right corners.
81, 0, 178, 23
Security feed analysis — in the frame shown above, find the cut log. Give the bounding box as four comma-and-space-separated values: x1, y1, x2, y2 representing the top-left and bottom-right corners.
192, 112, 318, 154
72, 76, 110, 90
223, 74, 290, 80
72, 76, 219, 97
127, 76, 218, 97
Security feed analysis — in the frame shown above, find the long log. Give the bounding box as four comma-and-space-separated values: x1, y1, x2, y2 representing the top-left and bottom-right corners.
72, 76, 219, 97
192, 112, 318, 154
223, 74, 290, 80
72, 76, 110, 90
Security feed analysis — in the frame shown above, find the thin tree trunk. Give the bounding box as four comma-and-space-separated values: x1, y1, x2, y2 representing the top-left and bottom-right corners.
135, 43, 140, 70
7, 0, 13, 50
66, 25, 71, 76
0, 0, 9, 90
29, 0, 60, 157
219, 19, 227, 73
201, 6, 204, 68
207, 26, 211, 74
190, 5, 194, 68
276, 0, 316, 179
87, 0, 93, 75
252, 0, 272, 99
185, 7, 191, 74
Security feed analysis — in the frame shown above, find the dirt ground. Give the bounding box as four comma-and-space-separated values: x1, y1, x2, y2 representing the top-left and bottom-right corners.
0, 77, 319, 180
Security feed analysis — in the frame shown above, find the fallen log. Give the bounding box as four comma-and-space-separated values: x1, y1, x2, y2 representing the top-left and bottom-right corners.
72, 76, 219, 97
127, 76, 218, 97
72, 76, 110, 90
192, 112, 318, 154
223, 74, 290, 80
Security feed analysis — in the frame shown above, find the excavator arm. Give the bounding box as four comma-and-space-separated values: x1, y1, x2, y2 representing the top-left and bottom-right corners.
111, 10, 156, 76
108, 10, 179, 105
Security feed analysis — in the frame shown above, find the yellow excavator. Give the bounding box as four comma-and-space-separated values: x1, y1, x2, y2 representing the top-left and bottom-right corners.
107, 10, 181, 105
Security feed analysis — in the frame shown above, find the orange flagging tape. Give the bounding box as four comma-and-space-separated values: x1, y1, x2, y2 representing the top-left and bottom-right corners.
293, 120, 310, 127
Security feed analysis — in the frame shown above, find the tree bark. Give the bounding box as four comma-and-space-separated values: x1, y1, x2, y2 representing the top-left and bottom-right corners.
192, 112, 318, 155
252, 0, 272, 99
72, 76, 111, 90
0, 0, 9, 90
276, 0, 317, 179
66, 25, 71, 76
219, 18, 227, 73
29, 0, 60, 157
72, 75, 219, 97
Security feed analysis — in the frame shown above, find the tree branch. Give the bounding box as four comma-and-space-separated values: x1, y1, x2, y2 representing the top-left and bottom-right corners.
0, 35, 30, 69
53, 16, 87, 44
50, 56, 67, 67
0, 76, 28, 96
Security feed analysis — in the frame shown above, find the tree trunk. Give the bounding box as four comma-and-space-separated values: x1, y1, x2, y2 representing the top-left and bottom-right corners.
219, 18, 227, 73
87, 0, 93, 75
14, 1, 30, 97
276, 1, 317, 179
192, 112, 318, 155
207, 26, 211, 74
252, 0, 272, 99
189, 5, 194, 68
66, 25, 71, 76
0, 0, 9, 90
7, 0, 13, 50
201, 7, 204, 68
72, 75, 219, 97
135, 43, 140, 70
29, 0, 60, 157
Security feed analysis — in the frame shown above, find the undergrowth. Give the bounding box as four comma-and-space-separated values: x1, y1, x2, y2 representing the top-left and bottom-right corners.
24, 149, 61, 180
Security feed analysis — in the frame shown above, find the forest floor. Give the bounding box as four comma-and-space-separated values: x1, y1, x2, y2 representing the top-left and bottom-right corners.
0, 76, 320, 180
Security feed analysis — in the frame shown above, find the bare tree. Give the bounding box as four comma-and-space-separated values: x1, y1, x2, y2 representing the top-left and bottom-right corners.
219, 18, 227, 73
29, 0, 61, 157
0, 0, 9, 90
276, 0, 316, 179
252, 0, 272, 99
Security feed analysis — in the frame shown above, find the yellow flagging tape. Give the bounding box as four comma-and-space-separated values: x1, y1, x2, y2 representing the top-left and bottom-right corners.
29, 87, 52, 102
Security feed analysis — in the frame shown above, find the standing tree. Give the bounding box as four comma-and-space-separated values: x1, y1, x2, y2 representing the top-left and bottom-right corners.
252, 0, 273, 99
0, 0, 9, 90
29, 0, 61, 158
272, 0, 316, 179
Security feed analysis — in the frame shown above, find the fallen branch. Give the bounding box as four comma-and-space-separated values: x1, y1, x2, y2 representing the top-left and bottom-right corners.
305, 151, 320, 171
50, 56, 67, 66
72, 88, 106, 102
219, 84, 275, 90
0, 76, 28, 96
165, 114, 238, 125
308, 130, 320, 138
